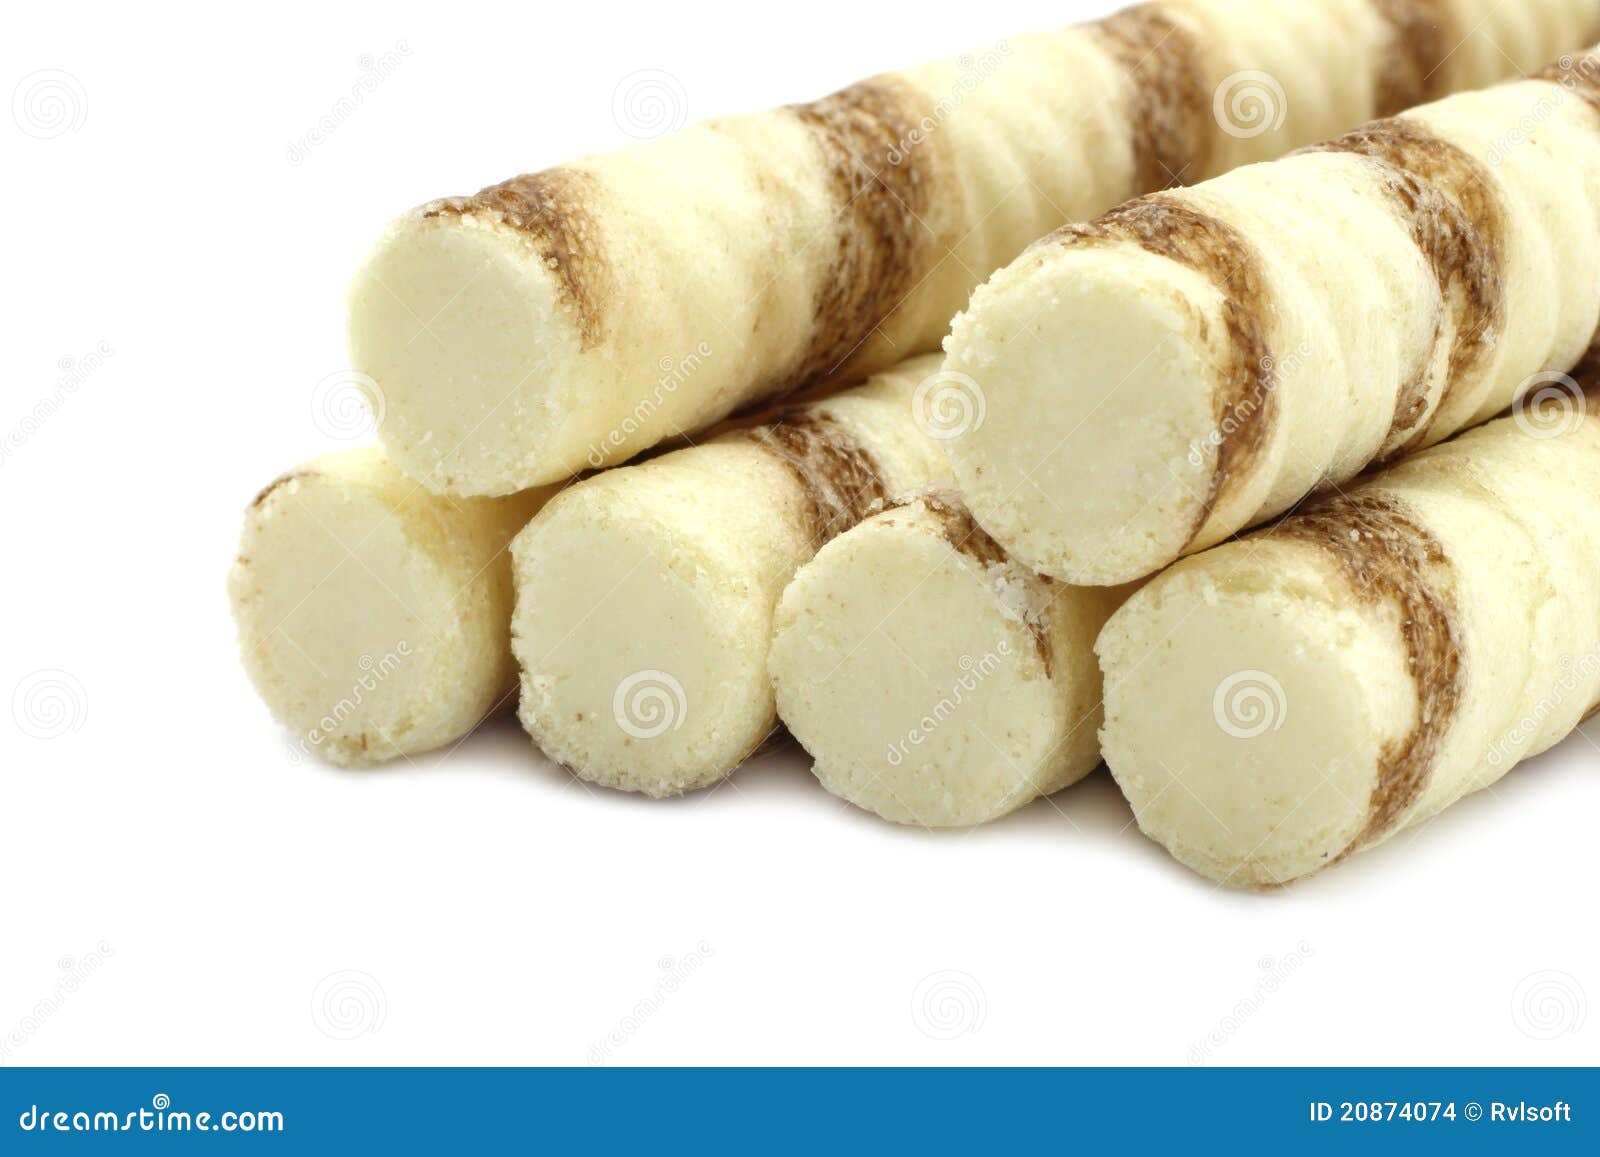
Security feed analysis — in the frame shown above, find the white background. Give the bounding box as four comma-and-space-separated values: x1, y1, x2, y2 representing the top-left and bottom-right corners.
2, 0, 1595, 1067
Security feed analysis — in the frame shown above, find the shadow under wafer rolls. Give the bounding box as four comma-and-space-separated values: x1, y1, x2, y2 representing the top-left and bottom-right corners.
510, 356, 949, 797
944, 45, 1600, 586
229, 447, 554, 765
348, 0, 1596, 495
769, 490, 1135, 828
1097, 372, 1600, 888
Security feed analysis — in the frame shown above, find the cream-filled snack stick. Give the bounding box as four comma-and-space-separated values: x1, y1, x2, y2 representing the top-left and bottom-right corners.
509, 357, 949, 797
943, 48, 1600, 586
348, 0, 1597, 495
769, 490, 1134, 828
229, 447, 554, 765
1097, 373, 1600, 887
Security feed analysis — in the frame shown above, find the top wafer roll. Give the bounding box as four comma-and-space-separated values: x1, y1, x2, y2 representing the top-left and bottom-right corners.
944, 40, 1600, 586
348, 0, 1598, 495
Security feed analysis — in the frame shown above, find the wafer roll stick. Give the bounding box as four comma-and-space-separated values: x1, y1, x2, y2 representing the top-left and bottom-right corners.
944, 47, 1600, 586
769, 491, 1134, 828
510, 356, 950, 797
349, 0, 1595, 495
1097, 374, 1600, 887
229, 447, 553, 765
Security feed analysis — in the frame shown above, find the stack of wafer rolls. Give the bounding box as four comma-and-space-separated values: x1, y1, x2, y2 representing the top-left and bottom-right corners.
943, 47, 1600, 586
769, 490, 1134, 827
348, 0, 1595, 496
1097, 370, 1600, 887
510, 356, 949, 797
229, 447, 553, 764
231, 0, 1600, 895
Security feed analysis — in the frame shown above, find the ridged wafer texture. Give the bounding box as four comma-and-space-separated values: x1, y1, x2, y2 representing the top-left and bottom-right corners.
1097, 377, 1600, 887
943, 41, 1600, 586
228, 446, 553, 765
508, 356, 950, 797
348, 0, 1600, 495
770, 489, 1135, 828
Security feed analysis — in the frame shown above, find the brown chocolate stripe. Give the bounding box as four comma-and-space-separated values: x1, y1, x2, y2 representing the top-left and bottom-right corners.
1047, 197, 1277, 549
1268, 491, 1464, 861
779, 78, 942, 393
1089, 3, 1209, 189
887, 489, 1055, 675
743, 412, 888, 550
250, 469, 319, 510
1370, 0, 1452, 118
422, 167, 609, 350
1308, 119, 1506, 453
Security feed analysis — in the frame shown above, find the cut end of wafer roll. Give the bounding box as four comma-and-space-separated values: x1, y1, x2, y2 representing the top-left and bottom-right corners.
769, 491, 1114, 828
348, 199, 597, 496
1096, 539, 1425, 889
942, 232, 1254, 587
509, 445, 807, 798
228, 447, 542, 766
